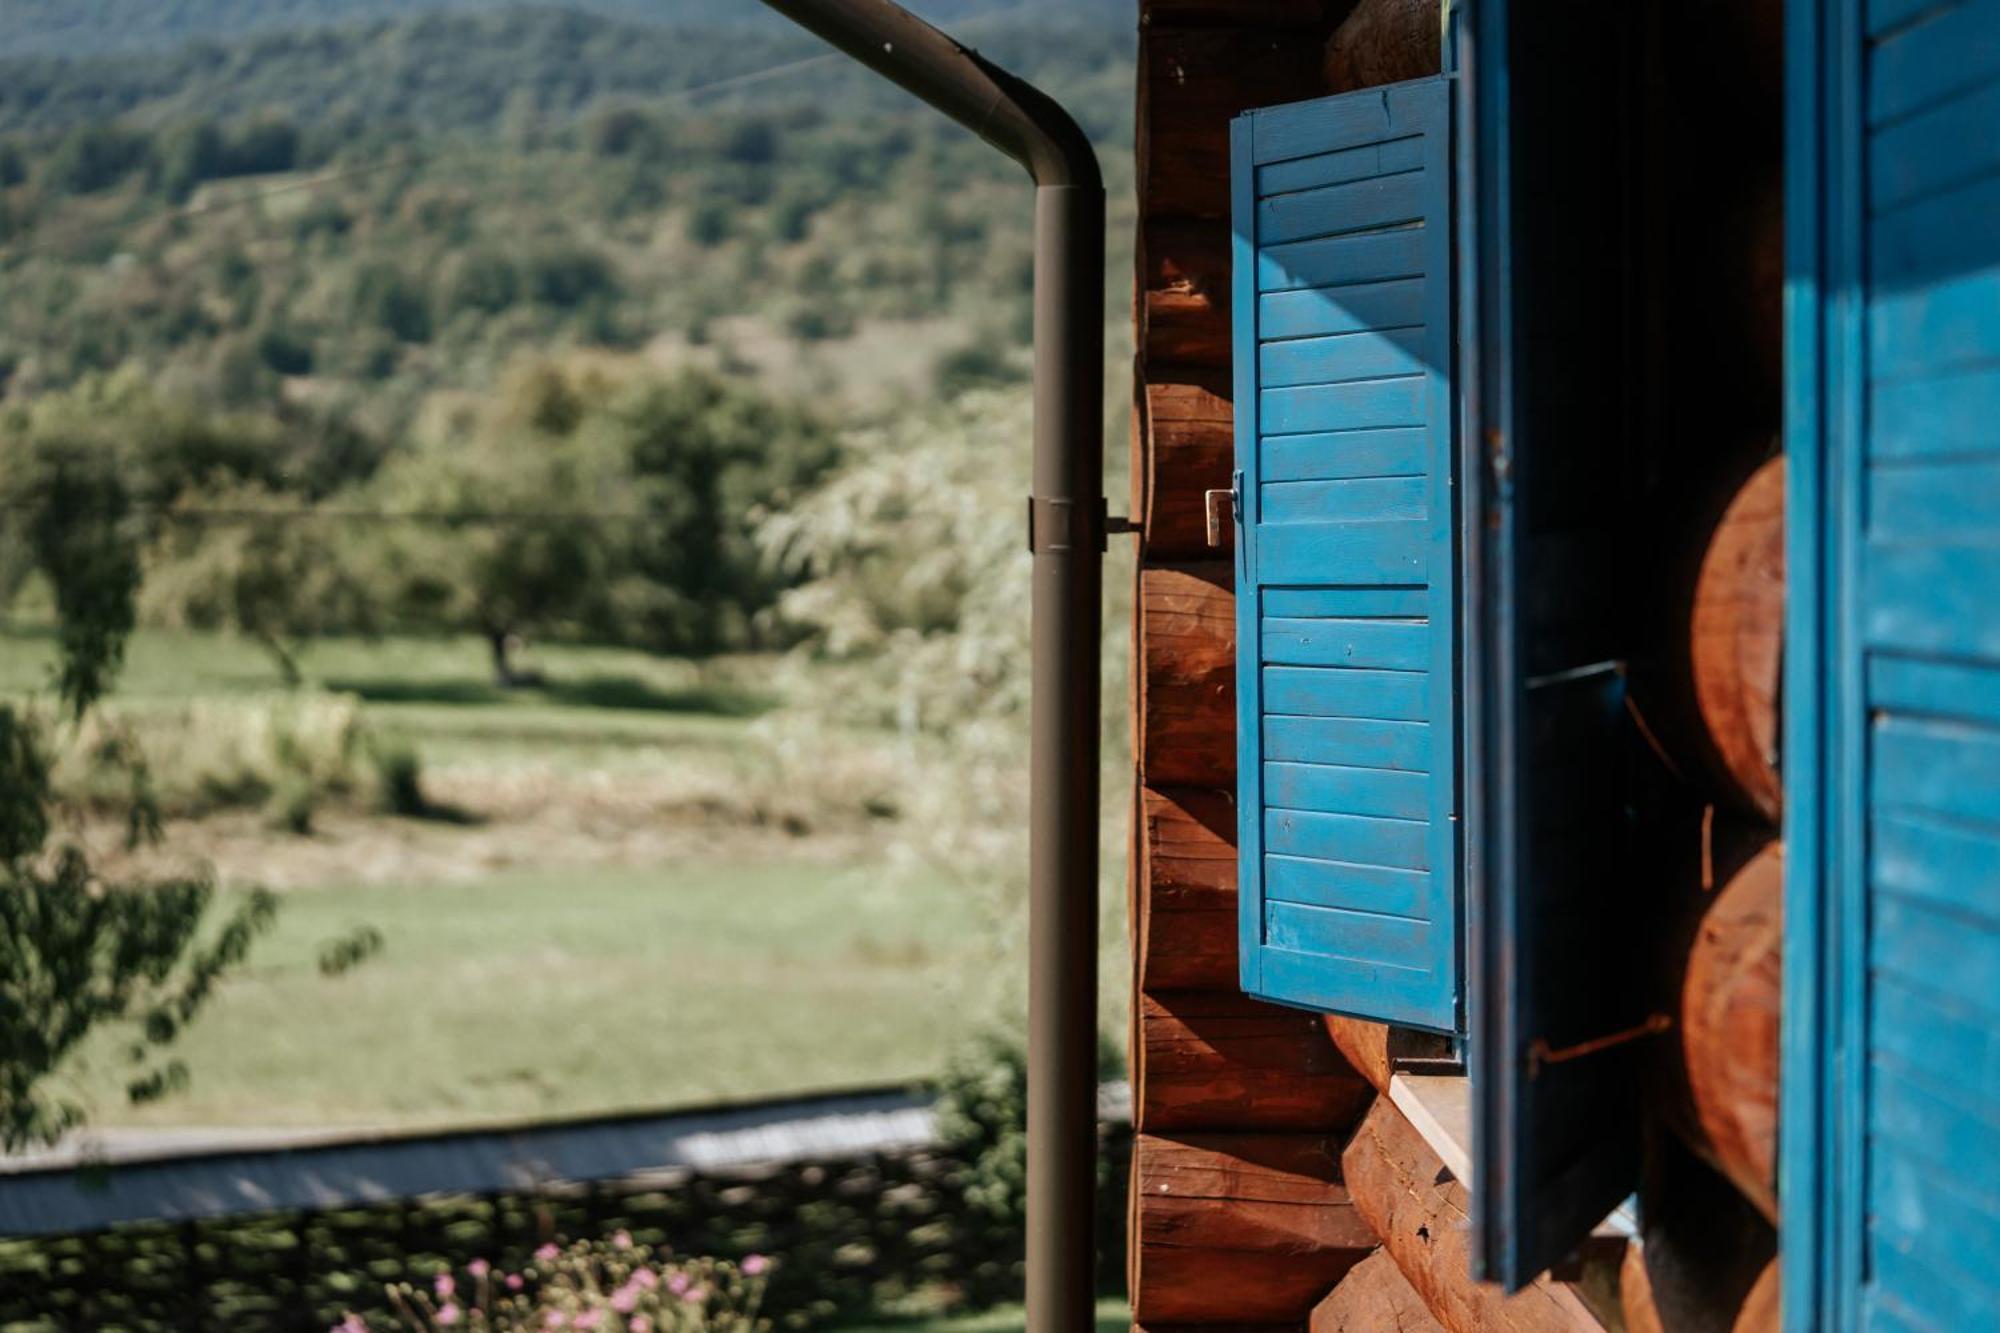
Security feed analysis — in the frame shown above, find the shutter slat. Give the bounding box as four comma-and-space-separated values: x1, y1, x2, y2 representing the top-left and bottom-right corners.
1234, 78, 1460, 1032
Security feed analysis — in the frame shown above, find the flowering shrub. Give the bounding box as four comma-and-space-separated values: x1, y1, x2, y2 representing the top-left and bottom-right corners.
334, 1235, 773, 1333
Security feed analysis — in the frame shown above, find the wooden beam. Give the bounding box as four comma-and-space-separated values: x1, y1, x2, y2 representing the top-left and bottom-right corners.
1139, 369, 1234, 561
1143, 220, 1231, 369
1320, 1016, 1392, 1096
1341, 1100, 1606, 1333
1690, 457, 1784, 822
1138, 785, 1238, 991
1140, 28, 1324, 220
1618, 1243, 1666, 1333
1138, 990, 1374, 1133
1311, 1249, 1446, 1332
1732, 1259, 1779, 1333
1322, 0, 1442, 92
1139, 563, 1235, 789
1133, 1133, 1377, 1325
1676, 841, 1780, 1221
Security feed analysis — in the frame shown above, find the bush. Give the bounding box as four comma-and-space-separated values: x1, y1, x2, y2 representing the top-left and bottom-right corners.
342, 1238, 774, 1332
369, 737, 429, 818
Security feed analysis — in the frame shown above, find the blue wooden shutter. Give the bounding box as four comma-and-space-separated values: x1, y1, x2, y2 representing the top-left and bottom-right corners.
1230, 77, 1460, 1033
1784, 2, 2000, 1328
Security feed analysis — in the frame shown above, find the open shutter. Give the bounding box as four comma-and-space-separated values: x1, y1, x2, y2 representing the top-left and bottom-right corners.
1230, 77, 1460, 1034
1785, 2, 2000, 1328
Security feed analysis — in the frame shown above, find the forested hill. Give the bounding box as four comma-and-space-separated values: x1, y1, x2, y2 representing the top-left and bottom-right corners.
0, 0, 1131, 59
0, 4, 1133, 137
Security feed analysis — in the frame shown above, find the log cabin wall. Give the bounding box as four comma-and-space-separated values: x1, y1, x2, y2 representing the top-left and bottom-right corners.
1129, 4, 1376, 1327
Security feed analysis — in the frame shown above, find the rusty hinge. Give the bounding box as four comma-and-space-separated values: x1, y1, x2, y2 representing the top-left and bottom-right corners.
1526, 1014, 1673, 1079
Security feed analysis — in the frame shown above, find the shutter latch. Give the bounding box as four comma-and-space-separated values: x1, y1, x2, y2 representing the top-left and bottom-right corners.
1204, 472, 1243, 548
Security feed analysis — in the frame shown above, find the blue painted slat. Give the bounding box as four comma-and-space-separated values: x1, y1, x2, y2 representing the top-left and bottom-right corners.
1867, 267, 2000, 380
1870, 974, 2000, 1098
1870, 0, 1967, 39
1259, 328, 1427, 387
1266, 901, 1429, 966
1860, 1292, 1933, 1333
1872, 896, 2000, 1025
1263, 760, 1430, 820
1260, 278, 1427, 340
1261, 427, 1428, 483
1862, 545, 2000, 658
1235, 76, 1458, 1034
1261, 378, 1427, 435
1265, 855, 1428, 916
1264, 715, 1430, 770
1872, 810, 2000, 925
1250, 78, 1441, 165
1870, 366, 2000, 458
1262, 665, 1428, 721
1867, 0, 2000, 126
1264, 807, 1429, 870
1258, 172, 1427, 246
1259, 476, 1428, 525
1869, 714, 2000, 827
1868, 1147, 2000, 1307
1257, 229, 1427, 294
1869, 458, 2000, 538
1868, 76, 2000, 211
1870, 170, 2000, 291
1870, 1070, 2000, 1200
1868, 653, 2000, 727
1257, 518, 1427, 586
1255, 136, 1424, 198
1263, 585, 1429, 618
1262, 615, 1430, 669
1866, 1239, 1992, 1333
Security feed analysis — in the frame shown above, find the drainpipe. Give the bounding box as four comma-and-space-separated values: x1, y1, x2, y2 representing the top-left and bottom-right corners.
750, 3, 1107, 1330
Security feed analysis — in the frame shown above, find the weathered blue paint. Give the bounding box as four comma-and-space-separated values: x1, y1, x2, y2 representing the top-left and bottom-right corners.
1230, 77, 1460, 1034
1785, 1, 2000, 1328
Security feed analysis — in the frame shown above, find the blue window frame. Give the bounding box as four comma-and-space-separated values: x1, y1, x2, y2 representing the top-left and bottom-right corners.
1783, 2, 2000, 1329
1228, 76, 1462, 1035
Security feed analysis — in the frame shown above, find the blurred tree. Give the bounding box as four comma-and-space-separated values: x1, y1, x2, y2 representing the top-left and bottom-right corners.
0, 411, 277, 1151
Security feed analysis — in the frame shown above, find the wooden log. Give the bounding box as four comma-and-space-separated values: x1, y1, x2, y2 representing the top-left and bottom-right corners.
1139, 370, 1233, 560
1618, 1242, 1666, 1333
1138, 990, 1375, 1133
1321, 1016, 1392, 1096
1133, 1133, 1377, 1325
1143, 219, 1231, 368
1341, 1100, 1606, 1333
1312, 1248, 1446, 1333
1690, 456, 1784, 822
1323, 0, 1441, 92
1140, 563, 1235, 789
1138, 785, 1238, 991
1732, 1258, 1779, 1333
1634, 1129, 1776, 1333
1142, 28, 1324, 220
1677, 841, 1781, 1222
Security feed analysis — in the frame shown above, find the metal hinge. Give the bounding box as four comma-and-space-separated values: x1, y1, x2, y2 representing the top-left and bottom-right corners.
1028, 497, 1137, 553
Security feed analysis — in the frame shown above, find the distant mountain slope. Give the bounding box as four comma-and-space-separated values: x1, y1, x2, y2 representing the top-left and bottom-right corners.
0, 0, 1131, 58
0, 4, 1133, 140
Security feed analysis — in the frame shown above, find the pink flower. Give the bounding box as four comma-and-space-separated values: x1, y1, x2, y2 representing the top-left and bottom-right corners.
681, 1286, 708, 1305
629, 1320, 652, 1333
542, 1314, 566, 1330
612, 1230, 633, 1250
740, 1254, 770, 1277
506, 1274, 525, 1292
633, 1269, 659, 1291
434, 1275, 456, 1299
575, 1314, 604, 1331
334, 1317, 367, 1333
436, 1306, 461, 1328
666, 1273, 690, 1297
468, 1259, 491, 1278
535, 1243, 561, 1262
611, 1286, 638, 1314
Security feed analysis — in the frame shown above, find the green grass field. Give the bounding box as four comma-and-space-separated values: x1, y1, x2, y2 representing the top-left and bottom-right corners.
75, 858, 1002, 1128
6, 624, 1125, 1132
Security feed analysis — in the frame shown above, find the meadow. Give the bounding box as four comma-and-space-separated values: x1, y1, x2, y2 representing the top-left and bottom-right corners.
3, 623, 1126, 1132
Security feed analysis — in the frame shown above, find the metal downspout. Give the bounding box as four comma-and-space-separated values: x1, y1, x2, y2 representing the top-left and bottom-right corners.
750, 4, 1107, 1329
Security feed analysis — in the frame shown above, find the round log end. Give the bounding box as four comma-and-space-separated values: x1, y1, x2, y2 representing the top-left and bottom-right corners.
1691, 456, 1785, 821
